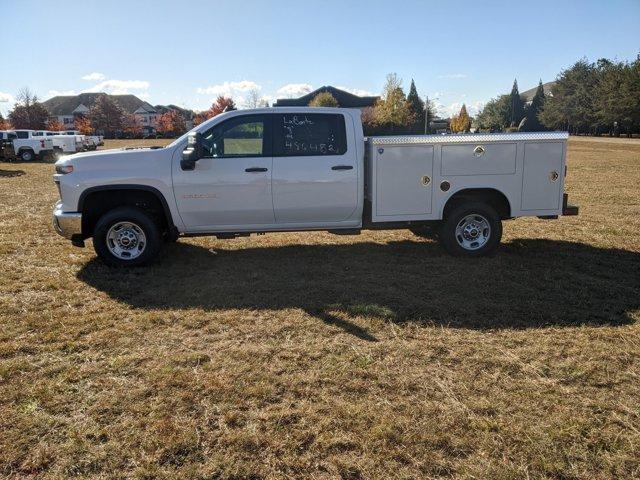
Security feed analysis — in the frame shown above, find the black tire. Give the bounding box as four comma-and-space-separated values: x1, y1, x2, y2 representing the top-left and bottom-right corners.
93, 207, 162, 267
439, 202, 502, 257
20, 149, 35, 162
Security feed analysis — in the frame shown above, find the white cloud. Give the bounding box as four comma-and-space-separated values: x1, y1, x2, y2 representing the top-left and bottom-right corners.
0, 92, 13, 103
82, 79, 150, 95
437, 100, 484, 117
469, 101, 484, 115
336, 86, 377, 97
276, 83, 313, 98
196, 80, 261, 97
81, 72, 106, 81
47, 89, 77, 98
437, 74, 468, 79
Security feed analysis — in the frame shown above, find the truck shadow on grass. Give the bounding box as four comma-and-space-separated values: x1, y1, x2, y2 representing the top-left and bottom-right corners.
0, 169, 25, 178
77, 238, 640, 340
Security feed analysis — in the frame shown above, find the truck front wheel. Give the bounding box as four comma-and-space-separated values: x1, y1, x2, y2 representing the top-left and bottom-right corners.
93, 207, 162, 267
20, 149, 35, 162
439, 202, 502, 257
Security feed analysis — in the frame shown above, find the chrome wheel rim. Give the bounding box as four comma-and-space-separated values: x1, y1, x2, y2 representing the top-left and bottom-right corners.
106, 221, 146, 260
455, 214, 491, 251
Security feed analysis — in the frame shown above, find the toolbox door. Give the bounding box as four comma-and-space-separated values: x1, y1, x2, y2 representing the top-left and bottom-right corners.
521, 142, 564, 210
376, 145, 433, 216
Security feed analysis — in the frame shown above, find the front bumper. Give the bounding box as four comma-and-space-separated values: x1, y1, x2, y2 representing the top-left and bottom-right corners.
53, 202, 82, 241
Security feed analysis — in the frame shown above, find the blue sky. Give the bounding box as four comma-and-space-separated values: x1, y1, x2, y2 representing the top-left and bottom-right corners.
1, 0, 639, 117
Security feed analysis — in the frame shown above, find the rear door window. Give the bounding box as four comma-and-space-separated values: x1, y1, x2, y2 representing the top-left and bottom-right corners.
274, 113, 347, 157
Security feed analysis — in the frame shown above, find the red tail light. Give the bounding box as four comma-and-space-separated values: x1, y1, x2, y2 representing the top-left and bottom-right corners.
41, 140, 45, 148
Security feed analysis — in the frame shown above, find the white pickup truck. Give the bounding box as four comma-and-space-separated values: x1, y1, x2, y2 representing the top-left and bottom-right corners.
33, 130, 83, 156
1, 130, 55, 161
63, 130, 103, 149
53, 107, 578, 266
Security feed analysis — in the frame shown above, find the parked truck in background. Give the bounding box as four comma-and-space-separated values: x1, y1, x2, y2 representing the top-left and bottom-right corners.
2, 130, 54, 161
33, 130, 84, 156
61, 130, 103, 148
53, 107, 578, 266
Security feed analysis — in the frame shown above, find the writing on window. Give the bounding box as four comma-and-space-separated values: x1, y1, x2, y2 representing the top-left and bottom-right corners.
279, 114, 346, 156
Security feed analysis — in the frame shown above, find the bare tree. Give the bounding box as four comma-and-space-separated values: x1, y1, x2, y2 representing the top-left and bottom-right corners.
245, 89, 262, 109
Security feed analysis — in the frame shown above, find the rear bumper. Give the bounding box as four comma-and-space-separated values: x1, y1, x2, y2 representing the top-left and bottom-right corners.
53, 202, 83, 242
562, 193, 579, 216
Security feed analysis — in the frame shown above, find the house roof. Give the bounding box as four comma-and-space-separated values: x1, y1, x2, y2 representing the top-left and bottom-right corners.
154, 104, 195, 120
42, 93, 157, 115
273, 86, 379, 108
521, 81, 556, 102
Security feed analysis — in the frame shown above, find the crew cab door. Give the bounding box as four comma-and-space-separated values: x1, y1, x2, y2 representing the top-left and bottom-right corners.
271, 112, 358, 224
172, 114, 275, 229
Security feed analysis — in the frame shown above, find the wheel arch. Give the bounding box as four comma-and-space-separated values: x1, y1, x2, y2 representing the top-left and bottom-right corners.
441, 187, 512, 220
78, 184, 176, 238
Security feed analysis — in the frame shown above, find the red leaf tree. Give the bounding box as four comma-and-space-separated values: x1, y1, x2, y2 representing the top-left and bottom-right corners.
194, 96, 236, 125
88, 94, 125, 137
156, 110, 187, 137
47, 118, 66, 131
74, 116, 94, 135
122, 114, 143, 138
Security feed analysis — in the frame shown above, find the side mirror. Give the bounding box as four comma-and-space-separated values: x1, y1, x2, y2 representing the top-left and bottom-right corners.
181, 132, 203, 170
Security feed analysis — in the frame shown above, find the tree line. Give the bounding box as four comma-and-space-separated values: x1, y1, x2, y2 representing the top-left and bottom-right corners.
2, 89, 190, 138
477, 56, 640, 136
3, 56, 637, 138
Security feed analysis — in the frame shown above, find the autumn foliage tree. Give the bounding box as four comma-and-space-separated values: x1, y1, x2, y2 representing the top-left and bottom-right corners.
88, 94, 125, 137
450, 104, 471, 133
156, 110, 187, 137
0, 112, 10, 130
8, 88, 50, 129
369, 73, 414, 134
308, 92, 339, 107
194, 96, 236, 125
46, 118, 65, 131
75, 116, 94, 135
122, 114, 143, 138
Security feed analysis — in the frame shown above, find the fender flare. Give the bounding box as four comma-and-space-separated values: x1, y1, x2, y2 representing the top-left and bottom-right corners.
77, 184, 176, 229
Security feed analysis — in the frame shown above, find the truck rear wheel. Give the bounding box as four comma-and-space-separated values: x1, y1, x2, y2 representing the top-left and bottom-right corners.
439, 202, 502, 257
93, 207, 162, 267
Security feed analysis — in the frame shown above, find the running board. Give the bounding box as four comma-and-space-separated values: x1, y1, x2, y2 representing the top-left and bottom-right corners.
328, 229, 361, 235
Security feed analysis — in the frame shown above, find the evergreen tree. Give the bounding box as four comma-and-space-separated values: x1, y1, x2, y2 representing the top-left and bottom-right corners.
476, 95, 511, 131
539, 59, 599, 133
594, 58, 640, 136
508, 79, 525, 127
406, 79, 425, 133
523, 80, 546, 131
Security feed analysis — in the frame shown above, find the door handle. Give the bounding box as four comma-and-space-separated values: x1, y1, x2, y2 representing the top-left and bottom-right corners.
245, 167, 268, 172
331, 165, 353, 171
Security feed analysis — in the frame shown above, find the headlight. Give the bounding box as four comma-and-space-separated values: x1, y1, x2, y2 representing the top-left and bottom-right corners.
55, 165, 74, 174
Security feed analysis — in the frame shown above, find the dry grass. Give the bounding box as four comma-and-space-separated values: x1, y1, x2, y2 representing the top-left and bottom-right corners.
100, 138, 174, 150
1, 138, 639, 479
